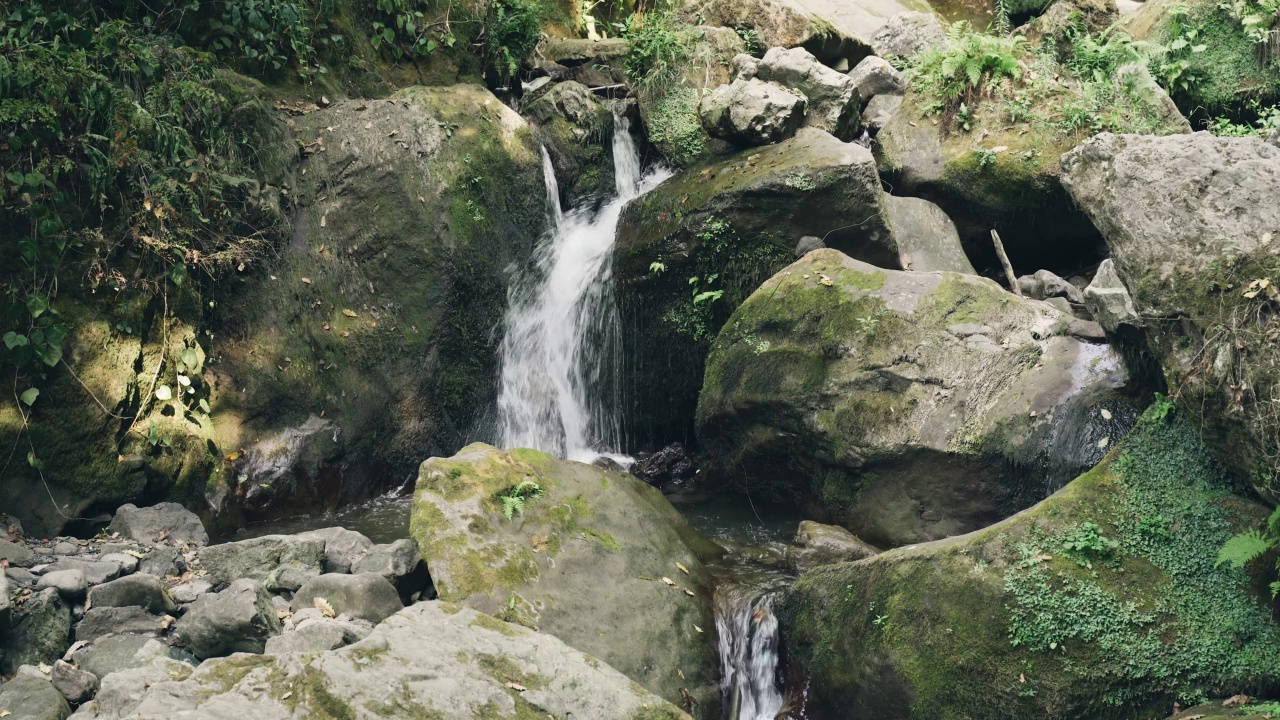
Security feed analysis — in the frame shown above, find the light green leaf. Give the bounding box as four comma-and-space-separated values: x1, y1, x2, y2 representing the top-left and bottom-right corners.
20, 388, 38, 406
177, 374, 191, 387
156, 385, 173, 401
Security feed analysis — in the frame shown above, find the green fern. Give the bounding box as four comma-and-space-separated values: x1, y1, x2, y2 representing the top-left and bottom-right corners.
498, 479, 545, 520
1216, 529, 1275, 568
501, 494, 526, 520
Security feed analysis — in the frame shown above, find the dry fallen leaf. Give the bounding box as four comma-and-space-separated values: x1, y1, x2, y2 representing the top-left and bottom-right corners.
315, 596, 336, 618
693, 625, 703, 633
301, 277, 312, 285
683, 589, 695, 597
678, 669, 685, 680
1100, 408, 1112, 420
675, 562, 689, 575
342, 309, 358, 317
505, 682, 527, 692
661, 577, 676, 587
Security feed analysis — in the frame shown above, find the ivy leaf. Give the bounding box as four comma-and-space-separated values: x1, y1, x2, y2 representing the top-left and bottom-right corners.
180, 347, 199, 371
20, 388, 38, 406
199, 399, 211, 413
2, 331, 28, 349
156, 385, 173, 401
26, 295, 48, 318
26, 451, 43, 470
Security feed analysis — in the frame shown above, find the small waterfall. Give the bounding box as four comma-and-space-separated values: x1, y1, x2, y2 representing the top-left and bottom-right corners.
716, 583, 787, 720
495, 110, 670, 462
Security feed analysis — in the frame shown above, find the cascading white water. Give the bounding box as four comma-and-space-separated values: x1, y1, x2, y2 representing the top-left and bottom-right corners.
716, 583, 787, 720
495, 110, 670, 462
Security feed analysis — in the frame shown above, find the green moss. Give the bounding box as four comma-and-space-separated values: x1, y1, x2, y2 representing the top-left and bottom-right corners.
783, 410, 1280, 719
475, 653, 550, 691
273, 666, 356, 719
471, 612, 529, 637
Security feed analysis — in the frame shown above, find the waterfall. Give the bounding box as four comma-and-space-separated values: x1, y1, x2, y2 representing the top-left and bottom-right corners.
495, 110, 670, 462
716, 583, 787, 720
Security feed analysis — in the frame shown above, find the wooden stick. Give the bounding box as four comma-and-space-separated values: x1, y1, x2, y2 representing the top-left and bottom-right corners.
991, 229, 1022, 297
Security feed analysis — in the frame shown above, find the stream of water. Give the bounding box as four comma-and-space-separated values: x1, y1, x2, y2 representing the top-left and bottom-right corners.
494, 109, 669, 463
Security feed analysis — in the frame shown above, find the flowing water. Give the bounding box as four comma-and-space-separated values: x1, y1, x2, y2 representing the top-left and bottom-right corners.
715, 571, 791, 720
494, 110, 670, 462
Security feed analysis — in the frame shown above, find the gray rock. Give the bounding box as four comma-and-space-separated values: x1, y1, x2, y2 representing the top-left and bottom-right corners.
52, 541, 80, 556
883, 193, 976, 273
136, 547, 183, 578
756, 46, 862, 140
108, 503, 207, 547
37, 569, 88, 601
7, 566, 37, 586
86, 574, 175, 615
0, 538, 35, 568
67, 656, 192, 720
75, 636, 195, 682
731, 52, 759, 80
51, 660, 99, 704
0, 570, 9, 629
264, 564, 318, 593
74, 607, 168, 643
861, 91, 903, 132
1018, 269, 1084, 303
871, 11, 946, 59
43, 559, 120, 586
0, 673, 70, 720
795, 235, 826, 257
295, 527, 373, 574
698, 249, 1141, 546
786, 520, 880, 571
699, 78, 807, 146
289, 573, 403, 625
351, 538, 431, 601
176, 579, 282, 659
97, 553, 137, 575
847, 55, 904, 104
523, 81, 617, 205
1268, 127, 1279, 147
291, 611, 372, 644
168, 578, 213, 605
1061, 132, 1280, 499
263, 613, 375, 655
1084, 259, 1140, 334
2, 588, 70, 674
69, 603, 689, 720
197, 534, 324, 585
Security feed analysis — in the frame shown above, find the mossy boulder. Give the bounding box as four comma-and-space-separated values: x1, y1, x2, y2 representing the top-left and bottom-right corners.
697, 249, 1142, 546
206, 84, 547, 522
71, 602, 692, 720
614, 128, 977, 445
1124, 0, 1280, 116
635, 26, 745, 167
524, 80, 617, 206
1061, 132, 1280, 501
779, 411, 1280, 719
876, 74, 1188, 271
410, 443, 722, 714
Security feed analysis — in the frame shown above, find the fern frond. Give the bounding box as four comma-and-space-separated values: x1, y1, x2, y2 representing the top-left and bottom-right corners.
1216, 529, 1275, 568
1268, 504, 1280, 533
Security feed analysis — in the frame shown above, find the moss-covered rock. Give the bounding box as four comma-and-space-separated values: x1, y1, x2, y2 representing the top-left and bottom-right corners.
779, 410, 1280, 719
410, 443, 722, 714
1061, 131, 1280, 501
524, 80, 617, 206
681, 0, 878, 66
877, 67, 1188, 271
203, 84, 547, 523
1124, 0, 1280, 116
72, 602, 692, 720
614, 128, 907, 445
697, 249, 1142, 546
634, 26, 745, 167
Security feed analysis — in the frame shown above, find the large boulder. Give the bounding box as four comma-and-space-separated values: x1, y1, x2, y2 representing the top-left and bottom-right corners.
205, 84, 550, 523
524, 80, 617, 206
1061, 132, 1280, 500
0, 674, 70, 720
780, 410, 1280, 719
295, 526, 374, 574
847, 55, 904, 105
74, 607, 168, 643
755, 47, 862, 140
699, 78, 807, 146
615, 128, 973, 445
85, 574, 176, 615
697, 249, 1141, 546
107, 503, 207, 546
197, 534, 325, 585
681, 0, 877, 66
175, 579, 282, 659
69, 603, 690, 720
74, 636, 196, 682
875, 70, 1188, 271
410, 443, 721, 712
2, 588, 71, 674
871, 11, 946, 59
785, 520, 879, 572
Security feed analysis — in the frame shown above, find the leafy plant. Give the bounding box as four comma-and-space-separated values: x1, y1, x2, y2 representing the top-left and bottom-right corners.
1059, 521, 1120, 568
498, 479, 544, 520
974, 147, 997, 168
617, 11, 687, 88
485, 0, 543, 83
1217, 505, 1280, 597
908, 22, 1025, 130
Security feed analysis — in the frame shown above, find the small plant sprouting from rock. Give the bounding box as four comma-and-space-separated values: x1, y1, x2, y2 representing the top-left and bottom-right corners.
1058, 522, 1120, 568
1217, 506, 1280, 597
973, 147, 998, 168
498, 480, 545, 520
